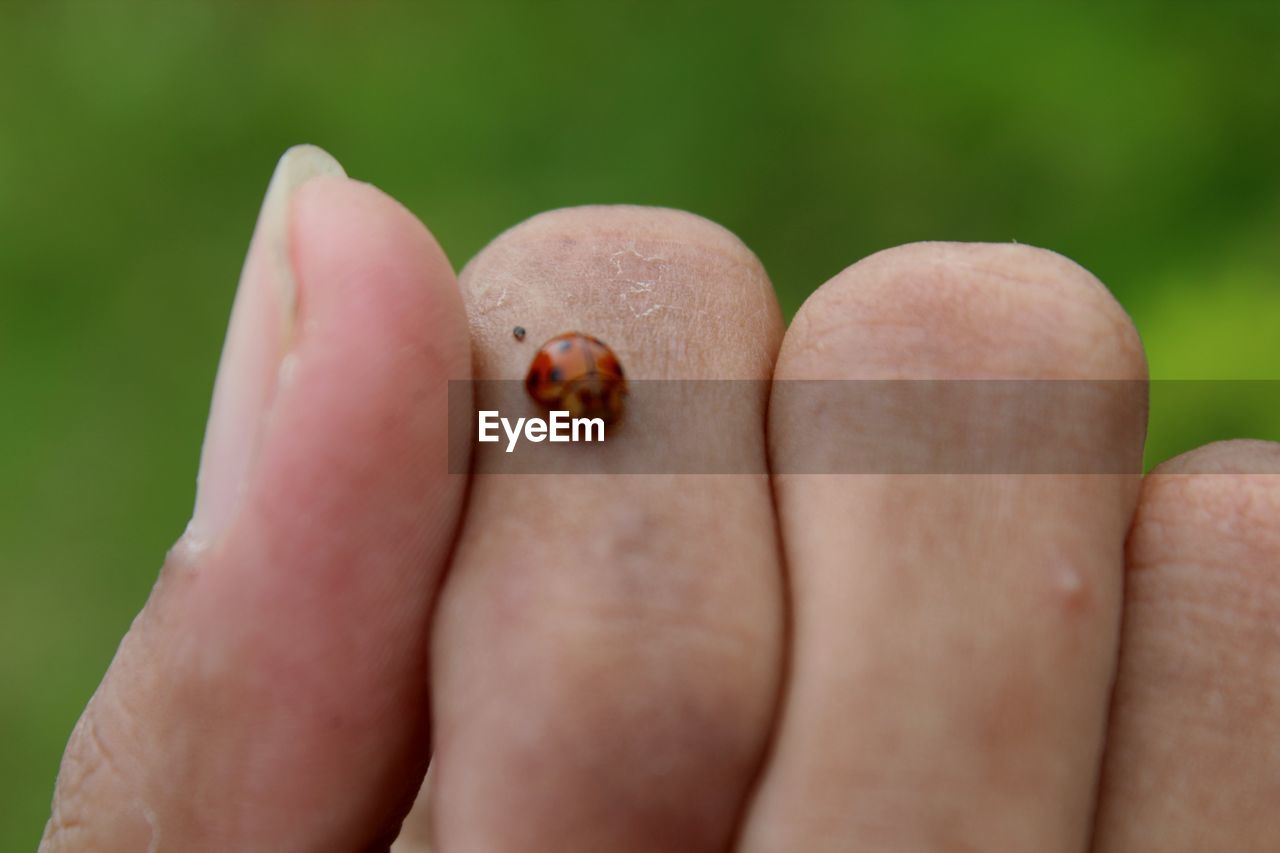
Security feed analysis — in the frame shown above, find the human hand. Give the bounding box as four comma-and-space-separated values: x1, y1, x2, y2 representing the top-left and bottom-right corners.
41, 146, 1280, 852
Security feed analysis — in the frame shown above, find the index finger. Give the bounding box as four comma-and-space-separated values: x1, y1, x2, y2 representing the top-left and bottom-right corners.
426, 206, 786, 852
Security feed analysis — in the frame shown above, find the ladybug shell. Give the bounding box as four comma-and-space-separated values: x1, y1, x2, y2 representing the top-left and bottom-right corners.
525, 332, 627, 424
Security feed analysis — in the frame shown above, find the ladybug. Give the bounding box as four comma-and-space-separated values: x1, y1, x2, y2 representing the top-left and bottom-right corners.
525, 332, 627, 424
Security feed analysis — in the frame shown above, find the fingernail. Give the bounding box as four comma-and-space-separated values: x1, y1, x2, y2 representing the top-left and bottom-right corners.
185, 144, 346, 549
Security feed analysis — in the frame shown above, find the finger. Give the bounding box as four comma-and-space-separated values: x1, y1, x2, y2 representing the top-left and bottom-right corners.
740, 243, 1148, 852
42, 147, 471, 851
427, 206, 785, 852
1092, 440, 1280, 852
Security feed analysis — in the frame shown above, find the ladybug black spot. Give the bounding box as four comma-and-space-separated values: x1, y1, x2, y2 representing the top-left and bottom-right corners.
548, 367, 563, 383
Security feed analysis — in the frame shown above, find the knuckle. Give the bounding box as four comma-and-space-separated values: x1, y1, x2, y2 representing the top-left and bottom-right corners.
43, 688, 152, 850
462, 205, 780, 378
1150, 438, 1280, 477
780, 241, 1146, 380
1126, 441, 1280, 716
484, 204, 763, 268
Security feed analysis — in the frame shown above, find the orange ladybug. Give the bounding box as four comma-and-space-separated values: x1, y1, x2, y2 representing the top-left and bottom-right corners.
525, 332, 627, 424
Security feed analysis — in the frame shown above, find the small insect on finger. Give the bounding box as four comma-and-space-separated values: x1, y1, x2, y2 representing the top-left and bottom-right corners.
513, 325, 526, 341
525, 332, 627, 424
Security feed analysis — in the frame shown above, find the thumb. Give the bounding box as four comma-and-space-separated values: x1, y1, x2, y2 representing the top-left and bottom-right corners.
42, 146, 471, 851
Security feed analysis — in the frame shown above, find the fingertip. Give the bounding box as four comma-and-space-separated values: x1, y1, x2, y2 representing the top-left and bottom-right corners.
290, 176, 469, 379
780, 241, 1147, 381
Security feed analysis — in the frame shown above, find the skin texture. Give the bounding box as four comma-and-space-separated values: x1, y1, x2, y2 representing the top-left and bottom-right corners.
42, 161, 1280, 852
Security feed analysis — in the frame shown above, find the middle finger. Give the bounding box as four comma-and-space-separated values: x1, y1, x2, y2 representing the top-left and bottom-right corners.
742, 243, 1149, 852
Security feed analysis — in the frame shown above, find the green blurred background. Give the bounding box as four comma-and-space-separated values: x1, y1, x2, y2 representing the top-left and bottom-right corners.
1, 0, 1278, 844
